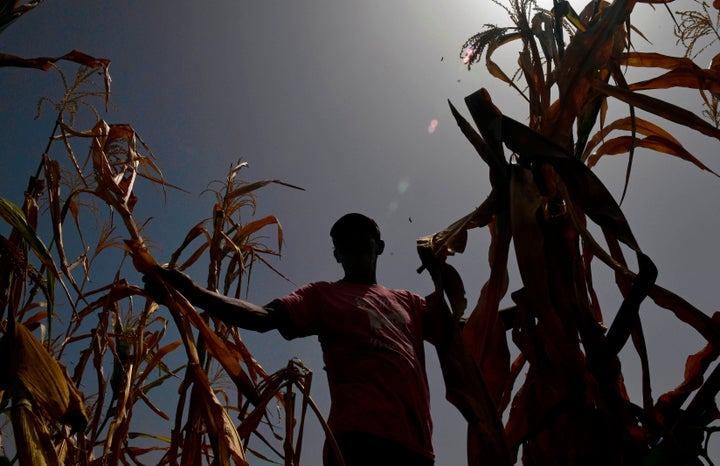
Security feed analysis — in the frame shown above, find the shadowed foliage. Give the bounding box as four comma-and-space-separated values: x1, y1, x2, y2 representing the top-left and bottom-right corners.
2, 1, 719, 465
0, 2, 332, 465
420, 0, 720, 465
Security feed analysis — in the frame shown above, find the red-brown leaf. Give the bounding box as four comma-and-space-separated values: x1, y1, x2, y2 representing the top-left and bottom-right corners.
587, 135, 719, 176
655, 316, 720, 426
592, 80, 720, 141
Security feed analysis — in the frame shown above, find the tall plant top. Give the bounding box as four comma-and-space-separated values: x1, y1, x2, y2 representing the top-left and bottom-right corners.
461, 0, 719, 191
418, 0, 720, 465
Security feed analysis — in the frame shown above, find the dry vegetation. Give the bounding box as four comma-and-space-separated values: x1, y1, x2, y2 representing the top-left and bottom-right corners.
1, 0, 719, 465
0, 63, 316, 465
418, 0, 720, 465
0, 2, 319, 465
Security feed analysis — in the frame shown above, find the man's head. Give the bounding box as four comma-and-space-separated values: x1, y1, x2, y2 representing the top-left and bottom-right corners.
330, 213, 384, 283
330, 213, 381, 245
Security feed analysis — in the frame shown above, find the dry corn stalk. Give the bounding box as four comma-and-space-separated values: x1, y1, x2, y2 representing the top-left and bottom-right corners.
424, 0, 720, 464
76, 119, 251, 464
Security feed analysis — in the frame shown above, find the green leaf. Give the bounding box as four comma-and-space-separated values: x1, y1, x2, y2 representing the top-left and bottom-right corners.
0, 197, 57, 275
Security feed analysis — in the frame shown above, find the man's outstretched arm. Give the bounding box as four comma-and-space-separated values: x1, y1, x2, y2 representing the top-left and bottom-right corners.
144, 266, 291, 333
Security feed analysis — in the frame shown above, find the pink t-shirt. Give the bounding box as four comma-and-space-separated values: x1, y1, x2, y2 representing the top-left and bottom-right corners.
277, 281, 433, 460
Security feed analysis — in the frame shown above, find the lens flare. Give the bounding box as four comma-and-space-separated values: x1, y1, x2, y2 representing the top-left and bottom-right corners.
461, 47, 475, 65
427, 119, 439, 134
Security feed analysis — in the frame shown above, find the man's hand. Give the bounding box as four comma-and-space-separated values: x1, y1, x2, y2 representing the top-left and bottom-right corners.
424, 290, 454, 350
416, 243, 446, 285
418, 243, 467, 318
142, 266, 198, 305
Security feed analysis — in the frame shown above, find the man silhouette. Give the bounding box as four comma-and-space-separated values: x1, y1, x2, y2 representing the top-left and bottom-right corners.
145, 213, 445, 466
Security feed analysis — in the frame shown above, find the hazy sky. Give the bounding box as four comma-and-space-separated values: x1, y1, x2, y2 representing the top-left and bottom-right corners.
1, 1, 719, 464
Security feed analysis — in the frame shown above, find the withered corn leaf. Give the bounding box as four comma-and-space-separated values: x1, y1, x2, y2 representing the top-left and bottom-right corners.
550, 0, 633, 142
6, 322, 88, 432
226, 179, 304, 201
434, 305, 513, 466
583, 116, 684, 162
44, 157, 83, 300
11, 397, 63, 466
588, 135, 718, 176
0, 50, 111, 108
655, 316, 720, 425
0, 0, 42, 34
624, 51, 720, 94
593, 80, 720, 142
500, 113, 659, 356
0, 49, 108, 70
647, 284, 720, 351
500, 114, 640, 250
449, 101, 507, 187
163, 284, 259, 403
416, 193, 497, 262
188, 363, 248, 466
232, 215, 285, 255
169, 221, 211, 268
419, 245, 511, 465
236, 373, 286, 439
461, 211, 511, 407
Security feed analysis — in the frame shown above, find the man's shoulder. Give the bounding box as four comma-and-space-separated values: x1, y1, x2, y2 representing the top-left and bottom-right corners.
291, 280, 335, 292
282, 281, 341, 301
297, 281, 422, 304
299, 280, 336, 292
374, 285, 425, 306
376, 284, 420, 296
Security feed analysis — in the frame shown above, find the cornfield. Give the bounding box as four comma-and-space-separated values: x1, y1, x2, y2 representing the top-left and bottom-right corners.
1, 0, 719, 465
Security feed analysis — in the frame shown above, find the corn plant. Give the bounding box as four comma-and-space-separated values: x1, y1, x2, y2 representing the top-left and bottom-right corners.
418, 1, 720, 465
0, 3, 332, 465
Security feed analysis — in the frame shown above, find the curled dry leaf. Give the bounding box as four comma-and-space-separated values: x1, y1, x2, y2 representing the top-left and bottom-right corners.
11, 398, 63, 466
0, 50, 111, 108
188, 363, 249, 466
588, 134, 719, 176
624, 51, 720, 95
162, 284, 259, 403
3, 322, 88, 432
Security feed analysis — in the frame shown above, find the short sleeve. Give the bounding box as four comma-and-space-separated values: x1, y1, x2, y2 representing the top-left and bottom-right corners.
275, 282, 324, 340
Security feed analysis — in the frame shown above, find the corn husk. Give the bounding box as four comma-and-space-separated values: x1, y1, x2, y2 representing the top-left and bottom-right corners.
7, 323, 88, 432
11, 397, 63, 466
